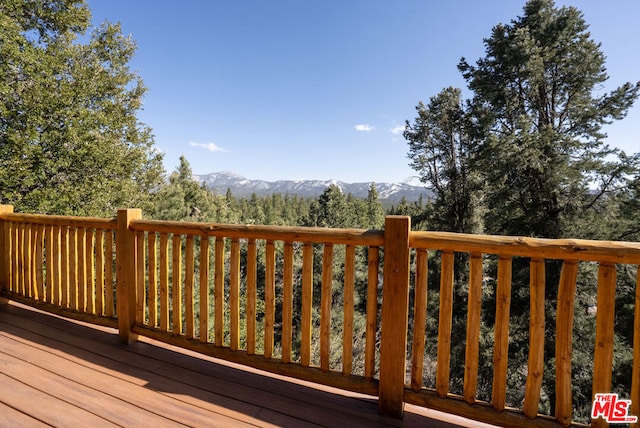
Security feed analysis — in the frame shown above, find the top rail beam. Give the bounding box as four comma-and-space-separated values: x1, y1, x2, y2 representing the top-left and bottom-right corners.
1, 213, 117, 230
130, 219, 385, 246
410, 231, 640, 264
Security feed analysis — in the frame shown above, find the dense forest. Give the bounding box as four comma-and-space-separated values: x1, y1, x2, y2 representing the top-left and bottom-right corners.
1, 0, 639, 424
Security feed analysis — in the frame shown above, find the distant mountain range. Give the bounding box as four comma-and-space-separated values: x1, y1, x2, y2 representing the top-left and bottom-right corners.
194, 171, 432, 203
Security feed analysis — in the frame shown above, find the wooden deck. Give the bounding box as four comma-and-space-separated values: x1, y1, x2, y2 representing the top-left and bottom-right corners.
0, 300, 493, 427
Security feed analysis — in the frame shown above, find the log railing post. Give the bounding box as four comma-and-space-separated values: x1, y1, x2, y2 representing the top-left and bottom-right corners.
0, 205, 14, 302
117, 208, 141, 344
378, 215, 411, 418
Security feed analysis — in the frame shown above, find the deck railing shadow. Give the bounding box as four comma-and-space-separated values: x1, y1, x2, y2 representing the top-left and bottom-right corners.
0, 301, 450, 427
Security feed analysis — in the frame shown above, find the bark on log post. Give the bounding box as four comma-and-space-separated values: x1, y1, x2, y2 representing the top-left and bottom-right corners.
378, 215, 411, 418
116, 208, 141, 344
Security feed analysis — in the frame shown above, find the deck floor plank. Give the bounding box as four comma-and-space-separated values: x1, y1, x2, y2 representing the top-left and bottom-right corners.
0, 327, 260, 427
0, 372, 120, 427
0, 343, 186, 427
0, 401, 51, 428
0, 301, 479, 427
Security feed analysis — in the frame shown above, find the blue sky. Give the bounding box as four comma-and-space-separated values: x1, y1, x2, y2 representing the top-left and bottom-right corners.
86, 0, 640, 183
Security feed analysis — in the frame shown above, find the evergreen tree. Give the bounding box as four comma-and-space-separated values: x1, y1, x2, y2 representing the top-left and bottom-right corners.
364, 183, 384, 229
405, 0, 639, 421
310, 185, 352, 228
459, 0, 639, 239
405, 87, 481, 234
151, 156, 222, 222
0, 0, 164, 216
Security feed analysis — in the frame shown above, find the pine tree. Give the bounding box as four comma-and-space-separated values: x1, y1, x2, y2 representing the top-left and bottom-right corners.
459, 0, 639, 239
0, 0, 164, 216
405, 87, 481, 234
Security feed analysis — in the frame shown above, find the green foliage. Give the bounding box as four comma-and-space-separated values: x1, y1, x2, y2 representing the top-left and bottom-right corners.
405, 87, 481, 234
458, 0, 639, 239
405, 0, 639, 423
0, 0, 164, 216
151, 156, 224, 222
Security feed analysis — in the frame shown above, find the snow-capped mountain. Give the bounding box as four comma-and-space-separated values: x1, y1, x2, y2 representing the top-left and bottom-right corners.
194, 171, 432, 203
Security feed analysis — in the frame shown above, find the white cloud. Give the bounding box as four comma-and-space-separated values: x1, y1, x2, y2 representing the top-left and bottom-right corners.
355, 124, 375, 132
390, 125, 405, 135
189, 141, 228, 152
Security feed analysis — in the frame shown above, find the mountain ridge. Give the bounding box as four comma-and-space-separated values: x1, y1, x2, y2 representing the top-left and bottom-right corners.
194, 171, 432, 203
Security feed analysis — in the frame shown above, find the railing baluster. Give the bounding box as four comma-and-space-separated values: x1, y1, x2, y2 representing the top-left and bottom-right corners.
52, 225, 61, 306
11, 222, 19, 293
524, 258, 545, 418
365, 246, 379, 379
60, 226, 69, 308
592, 263, 617, 428
264, 240, 276, 359
300, 242, 313, 366
159, 233, 169, 331
214, 236, 224, 346
31, 225, 37, 299
29, 224, 42, 300
342, 244, 355, 375
245, 238, 256, 353
320, 243, 334, 371
24, 224, 36, 297
436, 251, 455, 397
492, 256, 512, 411
95, 229, 104, 315
31, 225, 39, 300
282, 242, 294, 363
69, 227, 77, 310
229, 238, 240, 349
86, 228, 95, 314
463, 252, 483, 403
172, 234, 182, 335
48, 225, 56, 303
33, 225, 44, 301
17, 223, 27, 296
411, 248, 428, 391
147, 232, 157, 326
185, 235, 195, 339
136, 231, 146, 324
77, 227, 86, 312
199, 236, 210, 343
104, 230, 113, 317
555, 260, 578, 427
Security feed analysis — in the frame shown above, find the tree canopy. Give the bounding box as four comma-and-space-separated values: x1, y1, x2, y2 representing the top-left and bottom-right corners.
408, 0, 639, 240
0, 0, 163, 216
405, 0, 639, 422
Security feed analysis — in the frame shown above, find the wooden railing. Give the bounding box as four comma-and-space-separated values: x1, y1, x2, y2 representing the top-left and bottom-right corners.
1, 205, 639, 428
404, 230, 640, 427
0, 206, 117, 327
120, 209, 384, 395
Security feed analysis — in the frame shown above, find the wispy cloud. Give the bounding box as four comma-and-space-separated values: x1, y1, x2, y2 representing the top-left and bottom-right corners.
355, 124, 375, 132
189, 141, 228, 153
390, 125, 405, 135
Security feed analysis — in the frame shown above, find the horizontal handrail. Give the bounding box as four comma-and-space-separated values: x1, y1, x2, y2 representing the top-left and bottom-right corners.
130, 218, 385, 246
1, 212, 117, 230
410, 230, 640, 263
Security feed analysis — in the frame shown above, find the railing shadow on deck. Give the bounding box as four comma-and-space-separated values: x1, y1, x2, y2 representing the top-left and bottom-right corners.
0, 300, 465, 427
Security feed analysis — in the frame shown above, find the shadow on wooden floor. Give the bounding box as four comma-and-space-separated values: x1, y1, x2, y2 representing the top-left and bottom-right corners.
0, 300, 485, 427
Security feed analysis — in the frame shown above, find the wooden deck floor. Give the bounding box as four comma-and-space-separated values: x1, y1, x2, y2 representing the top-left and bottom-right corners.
0, 300, 494, 427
